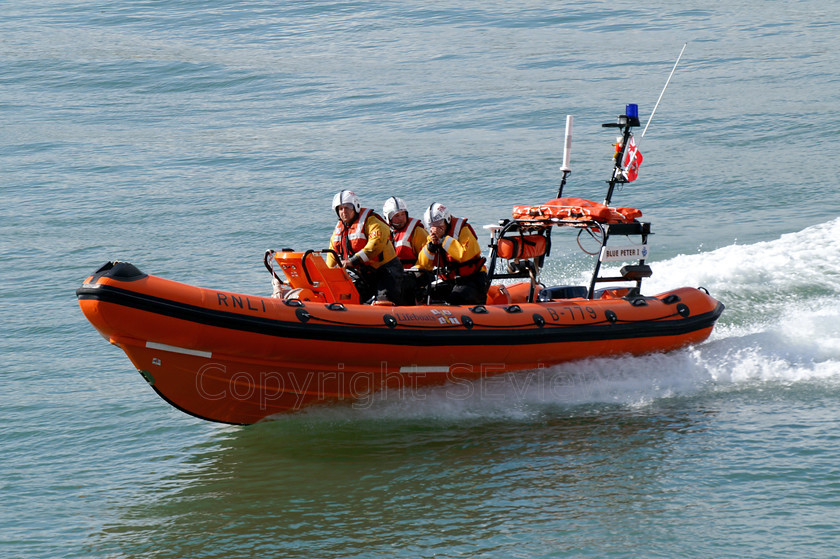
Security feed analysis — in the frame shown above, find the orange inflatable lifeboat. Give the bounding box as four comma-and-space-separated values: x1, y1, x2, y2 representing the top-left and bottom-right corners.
76, 105, 724, 424
77, 250, 722, 424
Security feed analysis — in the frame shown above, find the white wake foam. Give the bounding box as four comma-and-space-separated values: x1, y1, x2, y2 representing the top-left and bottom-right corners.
646, 216, 840, 304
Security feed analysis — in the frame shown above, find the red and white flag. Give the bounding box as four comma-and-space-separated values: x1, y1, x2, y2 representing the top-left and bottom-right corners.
620, 136, 643, 181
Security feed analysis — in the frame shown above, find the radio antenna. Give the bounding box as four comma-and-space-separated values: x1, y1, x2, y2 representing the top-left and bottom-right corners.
641, 43, 687, 139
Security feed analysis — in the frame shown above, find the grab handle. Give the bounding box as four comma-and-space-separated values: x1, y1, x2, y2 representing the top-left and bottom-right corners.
300, 249, 343, 286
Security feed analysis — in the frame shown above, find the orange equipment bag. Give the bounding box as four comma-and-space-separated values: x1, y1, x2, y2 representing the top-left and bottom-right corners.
497, 234, 547, 260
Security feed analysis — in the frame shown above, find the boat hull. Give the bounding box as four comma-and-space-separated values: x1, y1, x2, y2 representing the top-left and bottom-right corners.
77, 263, 724, 424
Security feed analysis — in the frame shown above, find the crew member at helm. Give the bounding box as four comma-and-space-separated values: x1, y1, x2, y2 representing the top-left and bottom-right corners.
383, 196, 427, 305
327, 190, 403, 304
416, 202, 488, 305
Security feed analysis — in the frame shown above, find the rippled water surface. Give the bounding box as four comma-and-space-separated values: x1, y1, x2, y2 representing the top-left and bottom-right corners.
3, 1, 840, 557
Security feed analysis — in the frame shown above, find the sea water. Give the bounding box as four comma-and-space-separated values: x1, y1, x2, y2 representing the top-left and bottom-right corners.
2, 1, 840, 557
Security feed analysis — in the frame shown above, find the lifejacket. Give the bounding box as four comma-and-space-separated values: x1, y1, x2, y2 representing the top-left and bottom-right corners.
393, 217, 422, 268
331, 208, 386, 264
437, 217, 486, 281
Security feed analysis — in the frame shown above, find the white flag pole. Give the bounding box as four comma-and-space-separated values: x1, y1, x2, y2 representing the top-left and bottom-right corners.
560, 114, 573, 172
557, 114, 574, 197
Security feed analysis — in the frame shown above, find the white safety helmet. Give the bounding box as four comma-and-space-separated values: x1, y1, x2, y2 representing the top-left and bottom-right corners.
423, 202, 451, 229
383, 196, 408, 224
332, 190, 361, 214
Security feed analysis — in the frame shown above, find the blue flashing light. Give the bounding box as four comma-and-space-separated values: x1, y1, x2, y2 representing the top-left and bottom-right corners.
625, 103, 639, 120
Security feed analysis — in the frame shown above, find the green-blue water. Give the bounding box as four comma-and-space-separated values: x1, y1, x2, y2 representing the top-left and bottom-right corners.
3, 1, 840, 557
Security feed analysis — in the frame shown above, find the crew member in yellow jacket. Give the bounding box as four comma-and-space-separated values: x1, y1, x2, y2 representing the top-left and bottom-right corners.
383, 196, 427, 269
327, 190, 403, 304
415, 202, 488, 305
383, 196, 428, 305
